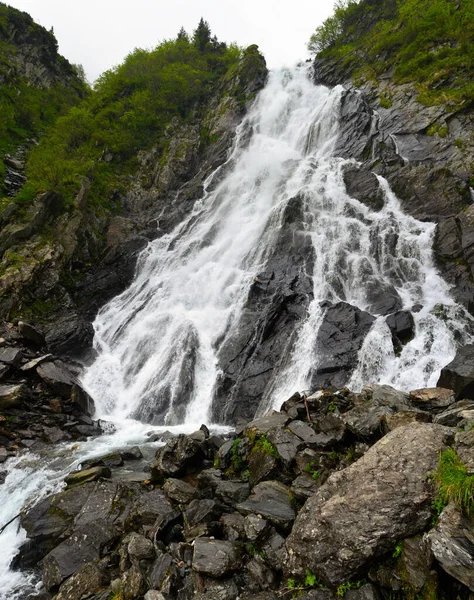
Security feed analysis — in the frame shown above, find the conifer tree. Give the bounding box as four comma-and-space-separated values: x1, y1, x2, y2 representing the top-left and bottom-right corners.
193, 18, 211, 52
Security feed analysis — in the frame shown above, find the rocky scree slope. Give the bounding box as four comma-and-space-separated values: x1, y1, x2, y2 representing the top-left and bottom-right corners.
12, 379, 474, 600
0, 45, 267, 357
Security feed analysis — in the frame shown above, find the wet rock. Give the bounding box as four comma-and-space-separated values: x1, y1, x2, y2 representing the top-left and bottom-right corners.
0, 383, 29, 409
265, 427, 300, 468
37, 361, 77, 398
409, 387, 455, 413
163, 478, 196, 504
184, 499, 223, 540
311, 302, 376, 389
0, 347, 22, 365
287, 420, 321, 446
237, 481, 295, 530
149, 552, 177, 591
0, 447, 7, 463
385, 311, 415, 345
433, 400, 474, 426
437, 344, 474, 399
121, 446, 143, 460
71, 384, 95, 417
18, 321, 46, 346
343, 166, 384, 211
151, 434, 205, 479
286, 423, 450, 586
192, 538, 242, 577
65, 466, 111, 487
55, 563, 107, 600
248, 446, 278, 487
214, 479, 251, 508
425, 503, 474, 591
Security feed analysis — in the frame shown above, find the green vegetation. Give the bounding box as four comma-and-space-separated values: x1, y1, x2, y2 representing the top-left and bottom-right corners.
0, 3, 88, 188
251, 434, 279, 459
337, 580, 365, 597
308, 0, 474, 106
230, 438, 246, 472
392, 540, 403, 559
432, 448, 474, 515
13, 20, 242, 211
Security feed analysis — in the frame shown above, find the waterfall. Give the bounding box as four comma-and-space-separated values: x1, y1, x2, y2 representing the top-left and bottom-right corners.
1, 65, 473, 599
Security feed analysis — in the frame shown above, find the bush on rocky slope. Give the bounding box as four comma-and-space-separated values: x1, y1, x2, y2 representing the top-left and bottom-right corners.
308, 0, 474, 106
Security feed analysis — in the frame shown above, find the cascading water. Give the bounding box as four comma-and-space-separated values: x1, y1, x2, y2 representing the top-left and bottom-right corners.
0, 65, 473, 599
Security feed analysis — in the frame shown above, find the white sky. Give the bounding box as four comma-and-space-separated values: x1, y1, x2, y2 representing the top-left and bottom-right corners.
5, 0, 335, 83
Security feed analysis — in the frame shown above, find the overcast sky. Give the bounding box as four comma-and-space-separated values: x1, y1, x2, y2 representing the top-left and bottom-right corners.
6, 0, 335, 83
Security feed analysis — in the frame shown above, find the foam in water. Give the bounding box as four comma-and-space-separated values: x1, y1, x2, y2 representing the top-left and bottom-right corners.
1, 65, 473, 598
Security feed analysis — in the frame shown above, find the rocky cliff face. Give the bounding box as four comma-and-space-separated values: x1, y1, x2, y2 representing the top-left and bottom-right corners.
313, 57, 474, 313
0, 47, 267, 357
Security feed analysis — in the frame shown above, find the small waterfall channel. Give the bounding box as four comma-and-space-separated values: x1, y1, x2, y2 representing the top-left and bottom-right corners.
0, 65, 472, 599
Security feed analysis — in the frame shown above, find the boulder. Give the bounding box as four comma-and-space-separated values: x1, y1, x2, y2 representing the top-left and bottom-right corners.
37, 361, 77, 398
245, 413, 289, 435
18, 321, 46, 346
192, 538, 242, 577
385, 311, 415, 345
409, 387, 455, 413
437, 344, 474, 399
151, 434, 205, 479
71, 384, 95, 417
433, 400, 474, 426
0, 383, 29, 409
0, 347, 22, 365
127, 532, 155, 562
21, 354, 53, 371
425, 503, 474, 591
343, 166, 385, 211
163, 478, 196, 504
221, 512, 247, 541
65, 466, 111, 487
55, 563, 107, 600
244, 514, 270, 542
454, 430, 474, 472
237, 481, 295, 530
311, 302, 376, 389
286, 423, 450, 586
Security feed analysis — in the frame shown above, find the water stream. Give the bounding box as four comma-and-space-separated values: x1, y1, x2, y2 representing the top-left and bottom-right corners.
0, 65, 472, 599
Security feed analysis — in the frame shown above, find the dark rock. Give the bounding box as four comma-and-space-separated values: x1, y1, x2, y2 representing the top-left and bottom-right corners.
18, 321, 46, 346
248, 449, 278, 487
121, 446, 143, 460
311, 302, 376, 390
149, 552, 178, 591
433, 400, 474, 426
184, 499, 223, 540
345, 584, 381, 600
399, 535, 434, 594
247, 554, 277, 591
425, 503, 474, 591
151, 434, 205, 479
245, 413, 289, 435
286, 423, 450, 586
122, 566, 146, 600
454, 430, 474, 472
0, 383, 29, 409
244, 514, 270, 542
214, 479, 251, 508
55, 563, 107, 600
37, 361, 77, 398
261, 529, 288, 572
383, 410, 431, 431
221, 512, 247, 541
0, 347, 22, 365
343, 166, 384, 211
237, 481, 295, 530
437, 344, 474, 399
127, 532, 155, 562
42, 520, 118, 590
65, 466, 111, 487
291, 473, 320, 501
266, 427, 300, 468
71, 384, 95, 417
192, 538, 242, 577
21, 354, 53, 371
287, 420, 321, 446
385, 311, 415, 345
163, 478, 196, 504
309, 414, 346, 447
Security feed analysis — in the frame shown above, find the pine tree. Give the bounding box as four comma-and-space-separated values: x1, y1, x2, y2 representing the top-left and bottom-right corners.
193, 18, 211, 52
177, 26, 189, 42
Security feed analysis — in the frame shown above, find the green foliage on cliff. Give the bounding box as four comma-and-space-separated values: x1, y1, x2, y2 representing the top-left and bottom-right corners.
16, 23, 242, 207
0, 2, 88, 186
308, 0, 474, 105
